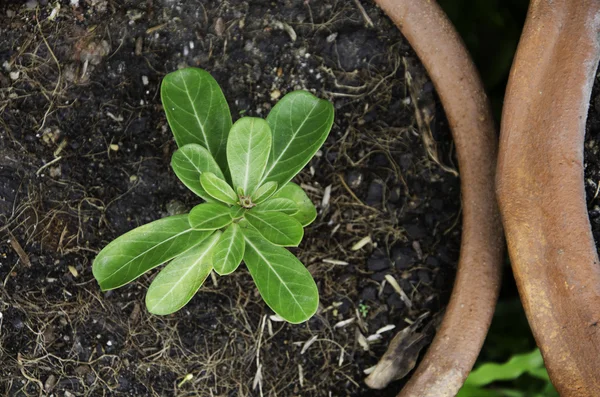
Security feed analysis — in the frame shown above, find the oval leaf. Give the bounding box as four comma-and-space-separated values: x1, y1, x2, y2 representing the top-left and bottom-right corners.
212, 223, 245, 275
245, 210, 303, 247
227, 117, 272, 195
260, 91, 334, 188
146, 231, 221, 315
171, 144, 224, 200
271, 182, 317, 226
252, 181, 278, 204
200, 172, 238, 205
230, 205, 245, 219
189, 203, 232, 230
257, 198, 298, 215
93, 215, 212, 291
161, 68, 232, 172
243, 228, 318, 323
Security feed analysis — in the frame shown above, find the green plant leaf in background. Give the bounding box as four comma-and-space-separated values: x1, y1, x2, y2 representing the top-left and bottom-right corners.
92, 215, 212, 290
259, 91, 334, 188
171, 144, 225, 200
245, 209, 303, 247
242, 227, 318, 323
252, 181, 278, 204
161, 68, 232, 173
271, 182, 317, 226
200, 172, 238, 205
257, 198, 298, 215
146, 231, 221, 315
212, 223, 245, 275
227, 117, 272, 196
458, 349, 558, 397
189, 203, 232, 230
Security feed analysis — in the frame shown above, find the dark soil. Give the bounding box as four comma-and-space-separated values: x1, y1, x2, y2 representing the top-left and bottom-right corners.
0, 1, 461, 396
586, 70, 600, 243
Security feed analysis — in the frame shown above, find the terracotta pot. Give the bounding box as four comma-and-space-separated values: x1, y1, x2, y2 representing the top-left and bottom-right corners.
496, 1, 600, 395
366, 1, 504, 396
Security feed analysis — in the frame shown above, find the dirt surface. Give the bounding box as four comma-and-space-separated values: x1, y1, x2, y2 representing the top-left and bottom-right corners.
0, 1, 461, 396
586, 70, 600, 244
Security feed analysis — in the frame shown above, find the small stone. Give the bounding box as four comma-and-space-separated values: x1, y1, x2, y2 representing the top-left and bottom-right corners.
9, 71, 19, 80
129, 175, 138, 182
141, 75, 149, 86
360, 287, 377, 301
270, 89, 281, 100
215, 17, 225, 37
109, 144, 119, 151
365, 180, 384, 206
345, 170, 363, 190
326, 33, 338, 43
367, 255, 390, 272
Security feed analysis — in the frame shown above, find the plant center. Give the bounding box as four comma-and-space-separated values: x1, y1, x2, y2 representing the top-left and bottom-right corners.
239, 195, 255, 209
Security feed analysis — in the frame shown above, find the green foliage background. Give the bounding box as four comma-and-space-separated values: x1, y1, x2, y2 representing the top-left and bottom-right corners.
438, 0, 529, 119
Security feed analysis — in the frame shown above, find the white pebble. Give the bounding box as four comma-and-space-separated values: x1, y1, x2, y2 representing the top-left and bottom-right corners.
141, 75, 149, 85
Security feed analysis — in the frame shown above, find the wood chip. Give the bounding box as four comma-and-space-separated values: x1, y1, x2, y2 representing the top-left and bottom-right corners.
351, 235, 372, 251
8, 233, 30, 267
322, 258, 348, 266
356, 329, 369, 351
301, 335, 318, 354
269, 314, 285, 322
321, 184, 332, 207
68, 265, 78, 278
334, 317, 355, 329
385, 274, 413, 309
376, 324, 396, 334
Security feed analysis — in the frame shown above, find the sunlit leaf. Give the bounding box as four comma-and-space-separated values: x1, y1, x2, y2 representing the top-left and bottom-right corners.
171, 144, 224, 200
189, 203, 232, 230
146, 231, 221, 315
252, 181, 278, 204
257, 198, 298, 215
245, 209, 303, 246
259, 91, 334, 188
242, 227, 318, 323
161, 68, 232, 173
270, 182, 317, 226
212, 223, 245, 275
93, 215, 211, 291
227, 117, 272, 195
200, 172, 238, 205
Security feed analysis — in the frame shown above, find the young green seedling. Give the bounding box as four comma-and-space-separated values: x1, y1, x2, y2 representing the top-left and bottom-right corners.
92, 68, 334, 324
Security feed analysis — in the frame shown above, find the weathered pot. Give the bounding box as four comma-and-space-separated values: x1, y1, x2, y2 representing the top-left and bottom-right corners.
496, 0, 600, 395
366, 0, 504, 396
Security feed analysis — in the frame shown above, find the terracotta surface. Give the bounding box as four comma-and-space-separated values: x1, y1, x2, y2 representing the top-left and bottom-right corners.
368, 0, 504, 396
496, 1, 600, 395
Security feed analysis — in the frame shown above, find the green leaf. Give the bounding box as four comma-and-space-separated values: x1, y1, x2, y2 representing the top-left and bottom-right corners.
259, 91, 334, 188
257, 198, 298, 215
93, 215, 211, 291
252, 181, 278, 204
244, 209, 303, 247
230, 205, 245, 219
242, 228, 318, 323
227, 117, 272, 196
271, 182, 317, 226
145, 231, 221, 315
212, 223, 245, 275
171, 144, 225, 200
189, 203, 232, 230
463, 349, 545, 387
200, 172, 238, 205
161, 68, 232, 173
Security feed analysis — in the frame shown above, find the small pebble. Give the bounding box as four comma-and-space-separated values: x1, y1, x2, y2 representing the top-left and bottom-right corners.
141, 75, 149, 86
